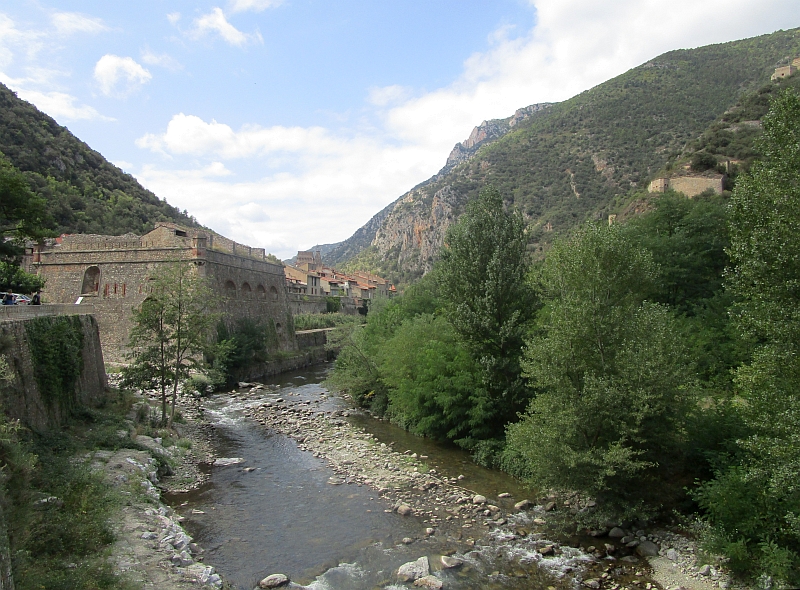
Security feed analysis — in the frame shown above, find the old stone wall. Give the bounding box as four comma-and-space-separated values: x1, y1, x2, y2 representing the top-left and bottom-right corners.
668, 176, 723, 197
0, 314, 107, 431
286, 295, 360, 316
296, 328, 331, 349
27, 224, 296, 363
647, 175, 723, 198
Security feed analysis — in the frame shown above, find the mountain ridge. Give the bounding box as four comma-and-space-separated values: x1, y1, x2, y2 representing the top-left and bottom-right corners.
327, 28, 800, 285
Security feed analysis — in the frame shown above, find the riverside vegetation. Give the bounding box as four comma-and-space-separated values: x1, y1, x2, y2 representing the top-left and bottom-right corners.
327, 89, 800, 587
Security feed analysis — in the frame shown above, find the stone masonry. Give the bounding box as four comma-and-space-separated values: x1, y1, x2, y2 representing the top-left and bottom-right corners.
25, 223, 296, 363
648, 174, 723, 198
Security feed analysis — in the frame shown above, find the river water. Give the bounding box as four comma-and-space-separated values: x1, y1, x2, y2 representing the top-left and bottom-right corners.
169, 365, 591, 590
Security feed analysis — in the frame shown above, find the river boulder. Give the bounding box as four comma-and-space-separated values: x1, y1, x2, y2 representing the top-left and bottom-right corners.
441, 555, 463, 568
259, 573, 290, 588
636, 540, 660, 557
397, 504, 413, 516
397, 556, 430, 582
608, 527, 625, 538
414, 575, 443, 589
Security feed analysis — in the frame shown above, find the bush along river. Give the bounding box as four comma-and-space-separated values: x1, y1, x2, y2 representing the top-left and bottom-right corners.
166, 365, 711, 590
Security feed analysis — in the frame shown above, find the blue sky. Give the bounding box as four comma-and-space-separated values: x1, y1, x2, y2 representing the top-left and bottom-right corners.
1, 0, 797, 258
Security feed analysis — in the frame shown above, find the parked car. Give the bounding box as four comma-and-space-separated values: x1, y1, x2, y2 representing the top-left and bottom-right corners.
12, 294, 31, 305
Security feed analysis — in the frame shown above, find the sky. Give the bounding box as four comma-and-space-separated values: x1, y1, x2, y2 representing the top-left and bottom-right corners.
0, 1, 797, 259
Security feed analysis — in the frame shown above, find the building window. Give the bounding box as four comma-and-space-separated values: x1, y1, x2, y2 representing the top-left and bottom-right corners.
81, 266, 100, 295
257, 284, 266, 299
241, 282, 252, 297
225, 280, 237, 297
270, 285, 278, 301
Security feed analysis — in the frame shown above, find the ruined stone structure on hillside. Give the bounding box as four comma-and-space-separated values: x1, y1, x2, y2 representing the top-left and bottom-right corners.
24, 222, 295, 362
647, 174, 724, 198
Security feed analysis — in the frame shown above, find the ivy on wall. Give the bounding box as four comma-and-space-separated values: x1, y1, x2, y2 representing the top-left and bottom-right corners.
24, 316, 84, 409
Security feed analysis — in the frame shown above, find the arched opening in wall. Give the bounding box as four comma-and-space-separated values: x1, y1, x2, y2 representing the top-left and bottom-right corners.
269, 285, 278, 301
81, 266, 100, 295
241, 282, 252, 298
225, 280, 237, 297
257, 284, 266, 299
275, 322, 282, 335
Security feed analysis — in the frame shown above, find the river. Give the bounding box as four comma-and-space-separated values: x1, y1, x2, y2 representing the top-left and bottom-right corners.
168, 365, 594, 590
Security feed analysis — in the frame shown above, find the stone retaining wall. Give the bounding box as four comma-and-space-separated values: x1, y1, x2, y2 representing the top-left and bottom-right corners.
0, 314, 107, 431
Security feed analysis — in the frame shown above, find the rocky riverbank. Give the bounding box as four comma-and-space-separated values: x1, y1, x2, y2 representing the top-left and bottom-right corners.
236, 385, 738, 590
100, 376, 225, 588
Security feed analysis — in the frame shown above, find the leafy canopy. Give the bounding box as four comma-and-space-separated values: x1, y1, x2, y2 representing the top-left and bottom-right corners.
439, 186, 535, 436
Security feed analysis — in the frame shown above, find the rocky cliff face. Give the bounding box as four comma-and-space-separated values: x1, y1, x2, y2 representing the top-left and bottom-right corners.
441, 103, 552, 173
371, 185, 459, 276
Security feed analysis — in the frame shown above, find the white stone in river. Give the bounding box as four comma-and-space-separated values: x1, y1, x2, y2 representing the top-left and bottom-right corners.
472, 495, 487, 504
259, 573, 290, 588
397, 556, 430, 582
213, 457, 245, 466
441, 555, 463, 568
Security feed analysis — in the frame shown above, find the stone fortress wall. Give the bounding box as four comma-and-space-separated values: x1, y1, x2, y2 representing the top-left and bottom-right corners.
648, 174, 723, 198
25, 223, 295, 363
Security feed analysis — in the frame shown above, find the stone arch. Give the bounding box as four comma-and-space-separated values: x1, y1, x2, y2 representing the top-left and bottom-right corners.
275, 322, 282, 335
224, 280, 237, 297
269, 285, 279, 301
241, 282, 252, 297
81, 265, 100, 295
257, 284, 266, 299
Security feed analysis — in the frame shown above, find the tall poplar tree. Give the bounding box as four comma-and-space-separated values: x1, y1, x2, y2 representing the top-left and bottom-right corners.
438, 186, 534, 444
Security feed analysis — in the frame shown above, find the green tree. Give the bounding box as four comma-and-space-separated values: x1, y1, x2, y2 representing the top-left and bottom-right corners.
694, 89, 800, 584
379, 314, 480, 441
506, 224, 694, 518
438, 186, 535, 443
122, 263, 216, 425
0, 157, 50, 291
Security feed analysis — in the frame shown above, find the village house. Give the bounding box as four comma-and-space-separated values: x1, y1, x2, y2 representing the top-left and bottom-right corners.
283, 251, 396, 306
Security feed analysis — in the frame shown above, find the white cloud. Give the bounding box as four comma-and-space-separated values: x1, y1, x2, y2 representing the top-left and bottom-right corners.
141, 49, 182, 71
93, 54, 152, 97
0, 13, 44, 67
136, 113, 338, 158
21, 89, 113, 121
51, 12, 107, 35
9, 87, 112, 122
135, 0, 795, 258
228, 0, 283, 13
367, 85, 413, 107
167, 12, 181, 25
0, 72, 113, 121
192, 8, 262, 46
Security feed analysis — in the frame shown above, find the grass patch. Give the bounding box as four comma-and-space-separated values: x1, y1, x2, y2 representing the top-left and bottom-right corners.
0, 391, 146, 589
293, 313, 364, 331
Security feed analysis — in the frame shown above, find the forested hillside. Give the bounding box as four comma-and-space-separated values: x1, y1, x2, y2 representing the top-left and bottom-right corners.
0, 84, 198, 237
333, 28, 800, 285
